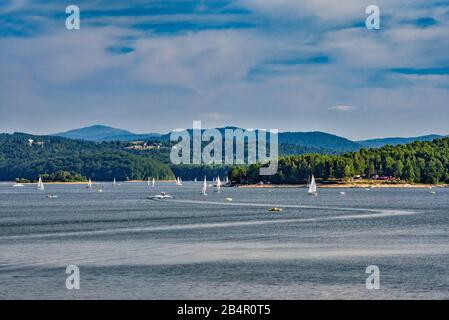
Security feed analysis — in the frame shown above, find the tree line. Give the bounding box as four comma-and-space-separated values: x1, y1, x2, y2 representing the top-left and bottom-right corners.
0, 133, 174, 181
229, 138, 449, 184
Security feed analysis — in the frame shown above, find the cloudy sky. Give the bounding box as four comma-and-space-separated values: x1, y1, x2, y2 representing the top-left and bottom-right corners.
1, 0, 448, 140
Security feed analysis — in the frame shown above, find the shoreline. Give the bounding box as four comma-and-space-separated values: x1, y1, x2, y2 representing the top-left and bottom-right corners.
2, 181, 446, 188
238, 183, 447, 189
2, 180, 177, 185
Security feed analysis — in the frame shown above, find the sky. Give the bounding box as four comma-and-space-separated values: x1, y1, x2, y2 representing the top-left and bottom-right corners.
0, 0, 448, 140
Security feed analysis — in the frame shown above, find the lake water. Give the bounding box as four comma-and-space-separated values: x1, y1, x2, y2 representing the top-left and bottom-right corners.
0, 182, 448, 299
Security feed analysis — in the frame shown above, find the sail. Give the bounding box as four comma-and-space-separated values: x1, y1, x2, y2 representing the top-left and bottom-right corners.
37, 176, 44, 190
113, 178, 116, 186
202, 176, 207, 195
87, 178, 92, 188
216, 176, 221, 192
308, 175, 317, 194
152, 178, 155, 187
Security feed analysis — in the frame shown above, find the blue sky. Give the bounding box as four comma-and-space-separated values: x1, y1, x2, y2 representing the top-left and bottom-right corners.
0, 0, 448, 140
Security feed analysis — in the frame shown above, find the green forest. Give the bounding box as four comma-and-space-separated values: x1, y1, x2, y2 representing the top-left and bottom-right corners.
229, 137, 449, 184
0, 133, 174, 181
2, 132, 449, 184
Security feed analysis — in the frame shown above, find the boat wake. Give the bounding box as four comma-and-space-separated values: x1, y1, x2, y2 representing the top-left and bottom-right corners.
169, 199, 414, 214
0, 200, 417, 240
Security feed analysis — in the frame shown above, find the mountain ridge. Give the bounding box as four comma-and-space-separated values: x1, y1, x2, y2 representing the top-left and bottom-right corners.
357, 134, 447, 148
53, 125, 161, 142
51, 124, 447, 152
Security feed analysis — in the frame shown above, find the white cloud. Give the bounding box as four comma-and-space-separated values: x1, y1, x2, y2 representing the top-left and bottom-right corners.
1, 0, 448, 139
328, 105, 357, 112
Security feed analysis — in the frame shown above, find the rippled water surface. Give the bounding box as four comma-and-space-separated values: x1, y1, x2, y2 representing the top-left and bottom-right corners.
0, 182, 448, 299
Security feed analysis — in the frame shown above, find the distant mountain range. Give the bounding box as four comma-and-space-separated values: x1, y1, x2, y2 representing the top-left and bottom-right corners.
52, 125, 447, 154
54, 125, 161, 142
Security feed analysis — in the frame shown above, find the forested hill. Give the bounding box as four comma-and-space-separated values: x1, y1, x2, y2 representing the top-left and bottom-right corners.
3, 132, 449, 184
0, 133, 174, 182
229, 137, 449, 185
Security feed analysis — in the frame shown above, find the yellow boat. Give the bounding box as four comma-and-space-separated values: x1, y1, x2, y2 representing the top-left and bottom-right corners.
268, 207, 282, 212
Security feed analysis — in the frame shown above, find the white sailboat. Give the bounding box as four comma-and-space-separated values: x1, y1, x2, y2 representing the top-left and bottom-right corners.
152, 178, 155, 187
147, 177, 151, 186
308, 175, 318, 196
202, 176, 207, 195
86, 178, 92, 189
215, 176, 221, 193
176, 177, 183, 186
37, 176, 45, 191
113, 178, 116, 186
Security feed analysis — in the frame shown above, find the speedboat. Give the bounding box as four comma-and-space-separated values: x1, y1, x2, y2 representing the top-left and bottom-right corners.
46, 194, 58, 199
225, 197, 233, 202
149, 192, 173, 200
12, 183, 24, 187
268, 207, 282, 212
339, 191, 346, 195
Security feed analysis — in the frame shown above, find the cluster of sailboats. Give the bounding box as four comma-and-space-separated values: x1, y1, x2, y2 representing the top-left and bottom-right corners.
147, 177, 155, 187
152, 175, 316, 201
10, 173, 440, 204
149, 175, 226, 199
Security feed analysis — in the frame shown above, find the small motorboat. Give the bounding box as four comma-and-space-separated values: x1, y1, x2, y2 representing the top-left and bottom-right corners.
339, 191, 346, 195
149, 192, 173, 200
225, 198, 233, 202
46, 194, 58, 199
268, 207, 282, 212
12, 183, 24, 187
